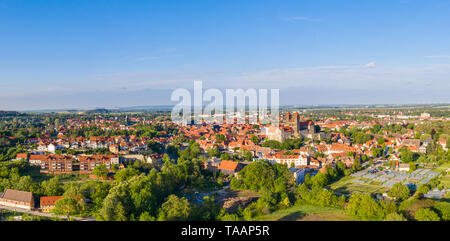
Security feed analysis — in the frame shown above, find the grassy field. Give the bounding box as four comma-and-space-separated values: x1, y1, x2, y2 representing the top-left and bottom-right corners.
328, 176, 388, 194
432, 162, 450, 172
254, 204, 355, 221
25, 167, 91, 183
431, 162, 450, 190
328, 176, 355, 190
440, 175, 450, 189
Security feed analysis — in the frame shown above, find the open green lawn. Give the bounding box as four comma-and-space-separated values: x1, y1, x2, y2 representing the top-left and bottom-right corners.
254, 204, 355, 221
328, 176, 356, 190
431, 162, 450, 189
328, 176, 387, 194
432, 162, 450, 172
25, 168, 90, 183
440, 175, 450, 189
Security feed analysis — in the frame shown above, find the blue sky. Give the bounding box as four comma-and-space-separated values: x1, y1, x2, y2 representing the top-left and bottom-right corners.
1, 0, 450, 110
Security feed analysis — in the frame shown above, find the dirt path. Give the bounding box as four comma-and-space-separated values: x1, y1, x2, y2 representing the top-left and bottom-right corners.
0, 205, 95, 221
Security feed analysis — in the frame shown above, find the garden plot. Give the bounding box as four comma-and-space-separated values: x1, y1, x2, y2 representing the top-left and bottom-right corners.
362, 174, 378, 179
352, 179, 367, 184
351, 170, 368, 177
383, 179, 402, 188
374, 176, 389, 183
332, 168, 440, 194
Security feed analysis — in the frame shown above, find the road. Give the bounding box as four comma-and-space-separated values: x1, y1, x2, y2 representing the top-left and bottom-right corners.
0, 205, 95, 221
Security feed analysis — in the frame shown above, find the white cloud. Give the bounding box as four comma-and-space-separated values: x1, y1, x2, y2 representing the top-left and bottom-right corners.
364, 61, 376, 68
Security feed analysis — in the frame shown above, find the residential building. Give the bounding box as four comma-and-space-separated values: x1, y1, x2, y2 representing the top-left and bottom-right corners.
398, 163, 410, 172
0, 189, 34, 210
218, 160, 246, 176
40, 196, 63, 212
203, 158, 222, 173
16, 153, 28, 160
78, 155, 119, 172
289, 168, 307, 184
40, 155, 74, 174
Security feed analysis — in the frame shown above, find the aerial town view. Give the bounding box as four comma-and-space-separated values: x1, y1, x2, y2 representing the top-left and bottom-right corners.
0, 0, 449, 235
0, 106, 449, 223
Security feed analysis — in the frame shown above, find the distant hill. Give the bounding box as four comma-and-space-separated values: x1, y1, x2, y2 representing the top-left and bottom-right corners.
84, 108, 111, 114
117, 105, 174, 111
0, 111, 22, 117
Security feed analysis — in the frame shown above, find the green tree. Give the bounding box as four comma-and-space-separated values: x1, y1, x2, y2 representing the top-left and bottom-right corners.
415, 208, 440, 221
139, 212, 156, 221
303, 173, 312, 187
90, 182, 111, 209
92, 164, 108, 179
207, 148, 220, 158
434, 201, 450, 221
315, 189, 334, 207
388, 183, 410, 201
261, 140, 282, 150
415, 184, 430, 196
240, 149, 253, 162
97, 184, 131, 221
220, 153, 231, 160
311, 172, 328, 188
114, 168, 140, 182
347, 193, 383, 220
215, 134, 226, 143
352, 159, 361, 172
380, 200, 397, 215
336, 161, 346, 175
399, 148, 416, 163
251, 135, 259, 144
15, 176, 34, 192
41, 176, 63, 196
192, 195, 220, 221
230, 161, 295, 194
157, 195, 191, 221
384, 212, 407, 221
218, 210, 242, 221
162, 153, 172, 163
52, 197, 80, 219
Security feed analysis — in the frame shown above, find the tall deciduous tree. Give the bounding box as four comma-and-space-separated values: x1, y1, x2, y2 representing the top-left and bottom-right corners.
415, 208, 440, 221
52, 197, 80, 219
388, 183, 410, 201
347, 193, 383, 220
157, 195, 191, 221
92, 164, 108, 179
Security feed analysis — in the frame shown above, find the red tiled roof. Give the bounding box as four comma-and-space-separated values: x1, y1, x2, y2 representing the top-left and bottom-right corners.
16, 153, 28, 159
218, 160, 240, 171
40, 196, 63, 206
